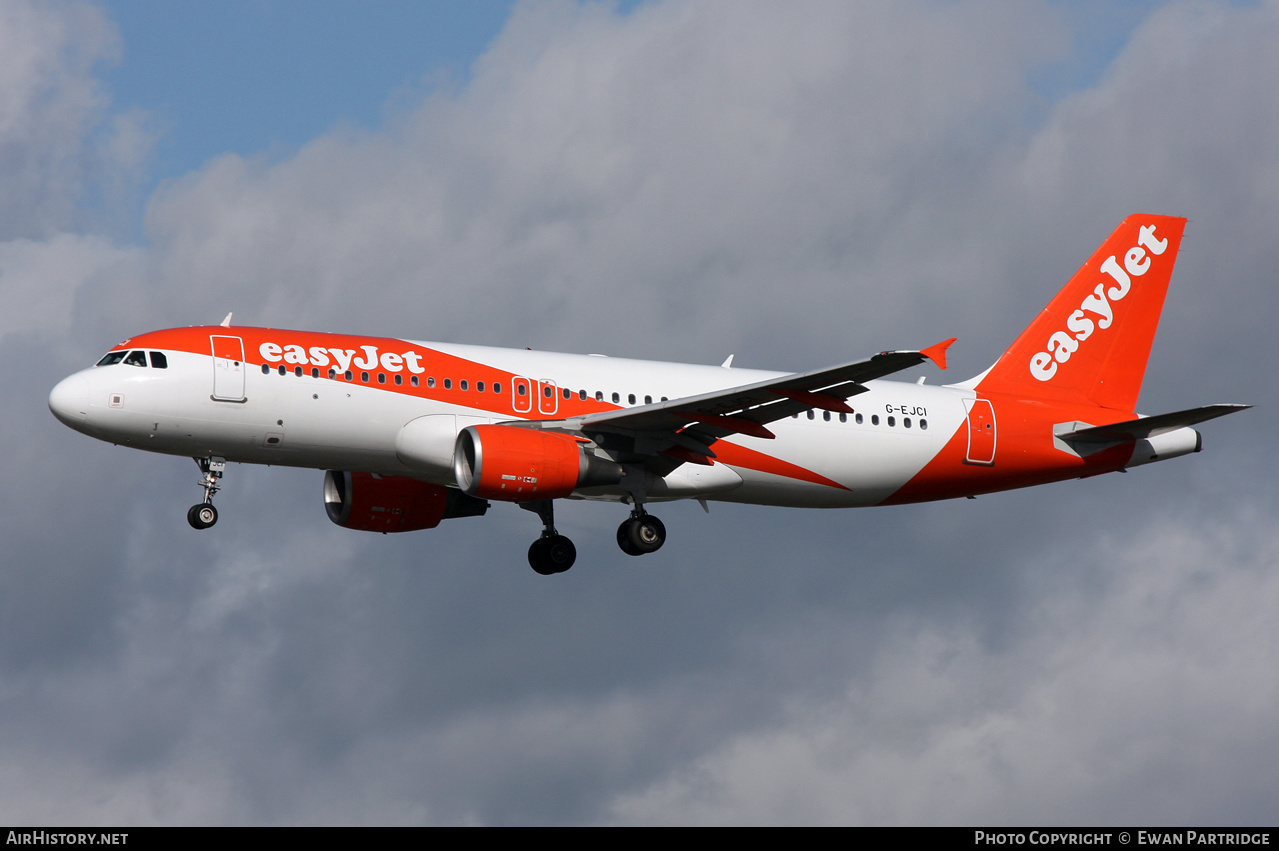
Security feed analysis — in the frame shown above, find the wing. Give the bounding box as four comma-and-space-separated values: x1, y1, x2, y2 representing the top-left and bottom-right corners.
509, 338, 955, 472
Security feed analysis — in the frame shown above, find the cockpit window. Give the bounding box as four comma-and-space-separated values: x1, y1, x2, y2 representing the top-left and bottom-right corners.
149, 352, 168, 369
96, 351, 127, 366
123, 351, 147, 367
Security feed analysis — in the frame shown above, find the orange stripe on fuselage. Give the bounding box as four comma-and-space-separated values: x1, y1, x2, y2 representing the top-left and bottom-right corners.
118, 326, 621, 419
710, 441, 850, 491
880, 393, 1136, 505
119, 326, 850, 491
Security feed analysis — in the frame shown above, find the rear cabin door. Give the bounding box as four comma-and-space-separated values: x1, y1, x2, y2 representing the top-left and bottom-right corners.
964, 398, 996, 465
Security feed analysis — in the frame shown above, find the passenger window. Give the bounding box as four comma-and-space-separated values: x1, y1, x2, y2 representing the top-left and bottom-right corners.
492, 382, 501, 394
262, 364, 270, 374
278, 365, 287, 376
443, 378, 452, 389
871, 415, 879, 425
477, 381, 485, 392
377, 373, 386, 384
517, 383, 525, 396
361, 372, 369, 382
411, 376, 419, 387
562, 387, 570, 399
823, 411, 831, 421
579, 390, 587, 401
311, 367, 319, 378
149, 352, 168, 369
295, 366, 303, 377
460, 379, 468, 391
328, 369, 336, 379
856, 413, 863, 424
394, 374, 402, 385
887, 416, 895, 427
628, 393, 636, 405
612, 392, 620, 403
124, 351, 147, 367
596, 391, 603, 401
904, 417, 911, 428
839, 413, 847, 423
920, 419, 927, 430
807, 410, 814, 420
543, 386, 552, 398
427, 377, 436, 388
96, 351, 127, 366
344, 370, 353, 380
645, 395, 652, 405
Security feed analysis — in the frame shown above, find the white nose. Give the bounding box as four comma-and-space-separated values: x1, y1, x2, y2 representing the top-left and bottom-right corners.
49, 374, 90, 427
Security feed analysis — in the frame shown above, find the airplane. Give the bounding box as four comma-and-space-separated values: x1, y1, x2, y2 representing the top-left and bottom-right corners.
48, 215, 1247, 575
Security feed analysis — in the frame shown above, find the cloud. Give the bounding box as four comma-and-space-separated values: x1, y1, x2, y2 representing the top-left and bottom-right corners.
605, 507, 1279, 824
2, 0, 1275, 825
137, 0, 1065, 365
0, 0, 152, 240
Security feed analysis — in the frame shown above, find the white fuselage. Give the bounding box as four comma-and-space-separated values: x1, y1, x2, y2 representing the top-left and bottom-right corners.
52, 336, 969, 508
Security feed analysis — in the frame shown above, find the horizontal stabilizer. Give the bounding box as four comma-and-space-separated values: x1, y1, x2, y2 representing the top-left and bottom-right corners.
1058, 404, 1250, 444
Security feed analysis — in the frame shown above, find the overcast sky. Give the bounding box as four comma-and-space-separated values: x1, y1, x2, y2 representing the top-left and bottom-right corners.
2, 0, 1276, 825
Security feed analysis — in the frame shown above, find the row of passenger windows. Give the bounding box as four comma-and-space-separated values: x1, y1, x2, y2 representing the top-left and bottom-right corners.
254, 364, 926, 428
258, 361, 674, 405
98, 351, 925, 431
97, 350, 168, 369
792, 410, 927, 429
264, 362, 434, 387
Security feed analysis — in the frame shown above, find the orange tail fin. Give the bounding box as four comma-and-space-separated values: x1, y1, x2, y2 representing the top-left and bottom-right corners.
976, 215, 1187, 411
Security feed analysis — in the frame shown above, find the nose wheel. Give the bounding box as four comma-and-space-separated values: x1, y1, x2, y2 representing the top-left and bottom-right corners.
187, 456, 225, 530
617, 512, 665, 556
187, 503, 218, 529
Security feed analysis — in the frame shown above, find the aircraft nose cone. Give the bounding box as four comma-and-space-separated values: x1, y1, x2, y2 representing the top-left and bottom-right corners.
49, 374, 90, 427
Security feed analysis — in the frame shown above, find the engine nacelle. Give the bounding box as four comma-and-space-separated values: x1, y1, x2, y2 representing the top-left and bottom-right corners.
453, 424, 623, 502
323, 470, 488, 533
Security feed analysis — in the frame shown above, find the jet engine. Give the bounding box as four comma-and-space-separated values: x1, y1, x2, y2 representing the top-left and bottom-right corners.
453, 424, 622, 502
323, 470, 488, 533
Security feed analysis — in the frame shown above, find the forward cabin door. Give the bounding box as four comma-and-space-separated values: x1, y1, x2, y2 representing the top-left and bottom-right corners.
964, 398, 996, 465
211, 335, 246, 402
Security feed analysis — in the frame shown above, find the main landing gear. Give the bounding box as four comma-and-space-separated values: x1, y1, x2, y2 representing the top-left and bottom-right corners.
187, 456, 225, 530
523, 500, 577, 576
616, 510, 666, 556
521, 500, 670, 575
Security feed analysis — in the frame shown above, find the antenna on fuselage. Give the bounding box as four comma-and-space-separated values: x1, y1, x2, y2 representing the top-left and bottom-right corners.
220, 312, 233, 327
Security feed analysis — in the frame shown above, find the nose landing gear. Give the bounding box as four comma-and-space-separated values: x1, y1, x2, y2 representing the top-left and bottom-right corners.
187, 456, 225, 530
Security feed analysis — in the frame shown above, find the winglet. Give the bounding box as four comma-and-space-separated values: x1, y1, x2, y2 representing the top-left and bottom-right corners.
920, 338, 956, 370
220, 312, 233, 328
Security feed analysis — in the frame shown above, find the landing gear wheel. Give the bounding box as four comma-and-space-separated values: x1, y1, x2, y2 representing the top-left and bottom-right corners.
187, 503, 218, 530
616, 521, 641, 556
528, 534, 576, 575
617, 515, 665, 555
189, 456, 225, 530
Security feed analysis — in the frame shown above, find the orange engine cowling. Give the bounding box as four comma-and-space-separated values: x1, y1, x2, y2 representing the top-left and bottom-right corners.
453, 424, 623, 502
323, 471, 488, 533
